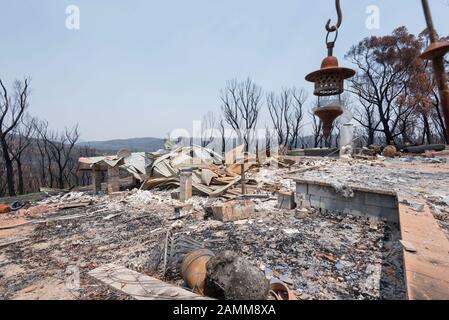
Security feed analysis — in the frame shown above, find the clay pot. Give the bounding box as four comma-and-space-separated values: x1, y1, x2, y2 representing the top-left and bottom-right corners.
181, 249, 215, 295
269, 281, 298, 300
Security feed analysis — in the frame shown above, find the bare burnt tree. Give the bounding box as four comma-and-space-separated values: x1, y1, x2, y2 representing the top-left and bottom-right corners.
35, 120, 56, 188
431, 85, 449, 143
63, 154, 78, 188
0, 78, 31, 196
0, 77, 98, 196
1, 117, 98, 197
201, 111, 216, 148
267, 91, 288, 148
309, 107, 324, 148
7, 114, 36, 194
218, 118, 227, 156
264, 126, 272, 157
45, 125, 80, 189
34, 121, 49, 187
349, 79, 381, 146
289, 89, 306, 148
290, 89, 307, 148
267, 88, 307, 150
346, 27, 422, 145
221, 78, 262, 152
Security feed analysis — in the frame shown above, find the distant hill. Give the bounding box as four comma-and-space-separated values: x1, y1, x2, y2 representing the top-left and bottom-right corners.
78, 137, 165, 153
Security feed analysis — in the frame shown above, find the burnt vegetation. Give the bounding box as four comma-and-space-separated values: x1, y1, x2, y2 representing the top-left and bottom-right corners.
214, 27, 449, 151
0, 78, 99, 197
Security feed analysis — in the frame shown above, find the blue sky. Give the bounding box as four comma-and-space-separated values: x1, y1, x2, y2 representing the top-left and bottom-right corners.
1, 0, 448, 140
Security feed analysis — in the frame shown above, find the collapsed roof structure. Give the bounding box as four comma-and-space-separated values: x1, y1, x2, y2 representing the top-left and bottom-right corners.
77, 145, 280, 198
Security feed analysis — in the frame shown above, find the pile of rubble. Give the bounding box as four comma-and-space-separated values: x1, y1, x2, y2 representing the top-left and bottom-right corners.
165, 205, 405, 300
1, 167, 405, 300
78, 144, 305, 198
9, 145, 447, 300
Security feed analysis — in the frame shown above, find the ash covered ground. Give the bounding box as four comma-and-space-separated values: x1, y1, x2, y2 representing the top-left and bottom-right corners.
0, 183, 405, 300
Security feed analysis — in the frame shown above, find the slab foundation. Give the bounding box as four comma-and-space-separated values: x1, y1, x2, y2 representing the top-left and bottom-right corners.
294, 177, 449, 300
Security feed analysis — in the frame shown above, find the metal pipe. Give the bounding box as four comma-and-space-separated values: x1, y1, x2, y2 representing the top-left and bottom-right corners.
421, 0, 449, 140
421, 0, 438, 42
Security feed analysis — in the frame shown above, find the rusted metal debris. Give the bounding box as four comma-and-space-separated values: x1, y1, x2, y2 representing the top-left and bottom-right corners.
181, 249, 215, 296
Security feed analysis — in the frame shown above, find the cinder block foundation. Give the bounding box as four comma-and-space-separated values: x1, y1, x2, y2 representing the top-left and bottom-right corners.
295, 179, 399, 223
277, 191, 297, 210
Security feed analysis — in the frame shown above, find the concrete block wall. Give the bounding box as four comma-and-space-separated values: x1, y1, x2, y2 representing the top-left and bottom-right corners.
296, 182, 399, 223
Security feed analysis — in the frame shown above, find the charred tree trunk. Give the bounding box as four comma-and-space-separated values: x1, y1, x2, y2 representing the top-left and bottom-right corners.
16, 158, 24, 195
58, 164, 65, 190
221, 135, 226, 156
422, 113, 432, 145
379, 109, 394, 145
47, 158, 54, 188
1, 139, 15, 196
36, 144, 47, 187
367, 129, 375, 146
435, 103, 448, 144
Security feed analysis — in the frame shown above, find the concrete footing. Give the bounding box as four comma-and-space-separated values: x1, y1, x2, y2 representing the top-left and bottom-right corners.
212, 200, 254, 222
295, 179, 399, 223
277, 191, 297, 210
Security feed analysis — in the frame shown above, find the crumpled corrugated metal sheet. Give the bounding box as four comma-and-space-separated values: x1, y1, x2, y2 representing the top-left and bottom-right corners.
79, 153, 154, 181
78, 156, 125, 169
141, 145, 247, 197
78, 145, 225, 184
151, 145, 223, 178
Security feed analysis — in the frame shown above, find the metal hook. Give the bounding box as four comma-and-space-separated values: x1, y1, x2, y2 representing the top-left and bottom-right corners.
325, 0, 343, 32
326, 29, 339, 56
326, 29, 339, 46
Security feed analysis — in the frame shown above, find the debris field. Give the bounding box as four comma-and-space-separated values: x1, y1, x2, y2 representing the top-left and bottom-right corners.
1, 145, 449, 300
